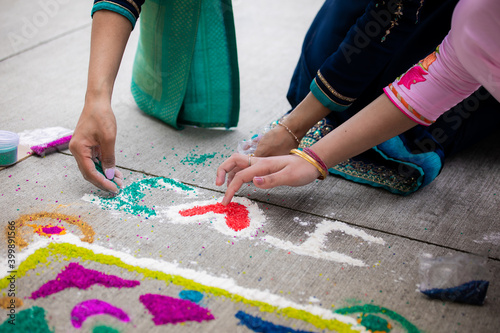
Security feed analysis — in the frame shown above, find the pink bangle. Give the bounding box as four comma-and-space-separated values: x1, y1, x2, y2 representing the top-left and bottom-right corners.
303, 147, 328, 175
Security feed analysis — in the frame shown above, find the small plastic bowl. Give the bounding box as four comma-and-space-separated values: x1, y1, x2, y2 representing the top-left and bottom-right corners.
0, 130, 20, 167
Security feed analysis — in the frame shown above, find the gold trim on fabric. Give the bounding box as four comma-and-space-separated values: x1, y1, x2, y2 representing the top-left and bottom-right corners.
124, 0, 141, 14
316, 70, 356, 103
314, 78, 351, 107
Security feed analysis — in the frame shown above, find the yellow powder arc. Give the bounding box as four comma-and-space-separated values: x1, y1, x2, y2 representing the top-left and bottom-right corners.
6, 212, 95, 249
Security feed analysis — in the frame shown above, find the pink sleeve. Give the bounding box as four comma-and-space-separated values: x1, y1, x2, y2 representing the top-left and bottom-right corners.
384, 0, 500, 126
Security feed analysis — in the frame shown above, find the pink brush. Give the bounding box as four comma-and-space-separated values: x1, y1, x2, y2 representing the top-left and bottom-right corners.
30, 135, 72, 157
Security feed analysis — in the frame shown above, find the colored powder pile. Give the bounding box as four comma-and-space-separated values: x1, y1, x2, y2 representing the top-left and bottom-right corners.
139, 294, 214, 325
335, 304, 420, 333
71, 299, 130, 328
1, 242, 359, 333
42, 225, 65, 234
420, 280, 489, 305
30, 262, 140, 299
179, 202, 250, 231
7, 212, 94, 249
30, 135, 72, 157
94, 160, 118, 186
0, 296, 23, 309
179, 290, 204, 303
358, 314, 392, 332
93, 326, 120, 333
30, 224, 66, 237
235, 311, 313, 333
180, 152, 220, 166
92, 177, 194, 217
0, 306, 52, 333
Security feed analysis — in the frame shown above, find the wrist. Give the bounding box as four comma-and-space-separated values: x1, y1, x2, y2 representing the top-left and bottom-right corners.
282, 92, 331, 138
290, 148, 328, 180
85, 87, 113, 105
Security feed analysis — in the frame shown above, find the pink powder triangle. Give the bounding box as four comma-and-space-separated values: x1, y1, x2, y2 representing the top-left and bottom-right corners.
30, 262, 140, 299
139, 294, 214, 325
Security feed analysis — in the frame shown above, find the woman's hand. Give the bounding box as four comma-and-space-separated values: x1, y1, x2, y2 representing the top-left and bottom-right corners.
69, 100, 123, 194
253, 124, 299, 157
216, 153, 321, 205
254, 92, 332, 157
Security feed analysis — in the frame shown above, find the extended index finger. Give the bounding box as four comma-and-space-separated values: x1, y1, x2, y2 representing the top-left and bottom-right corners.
221, 158, 280, 205
216, 153, 251, 186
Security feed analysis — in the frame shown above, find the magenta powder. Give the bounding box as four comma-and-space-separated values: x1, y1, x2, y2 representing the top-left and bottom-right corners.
30, 135, 72, 156
71, 299, 130, 328
30, 262, 140, 299
139, 294, 214, 325
41, 226, 64, 234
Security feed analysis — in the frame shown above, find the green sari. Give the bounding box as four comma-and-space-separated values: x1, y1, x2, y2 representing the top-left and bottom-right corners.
131, 0, 240, 129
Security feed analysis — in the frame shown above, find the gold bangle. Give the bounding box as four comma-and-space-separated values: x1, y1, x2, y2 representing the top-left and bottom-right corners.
278, 121, 300, 145
289, 149, 327, 180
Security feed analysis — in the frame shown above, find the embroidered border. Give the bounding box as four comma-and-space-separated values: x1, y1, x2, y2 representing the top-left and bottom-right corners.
316, 70, 356, 103
312, 78, 351, 108
388, 83, 434, 125
298, 118, 419, 194
123, 0, 141, 15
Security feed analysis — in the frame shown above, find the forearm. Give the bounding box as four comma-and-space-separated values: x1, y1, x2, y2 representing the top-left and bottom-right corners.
311, 94, 417, 168
85, 10, 132, 102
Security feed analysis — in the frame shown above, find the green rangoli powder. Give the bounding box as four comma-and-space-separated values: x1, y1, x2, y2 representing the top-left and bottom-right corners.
0, 306, 53, 332
1, 243, 357, 333
335, 304, 420, 333
180, 152, 223, 166
94, 177, 194, 217
359, 314, 391, 332
93, 326, 120, 333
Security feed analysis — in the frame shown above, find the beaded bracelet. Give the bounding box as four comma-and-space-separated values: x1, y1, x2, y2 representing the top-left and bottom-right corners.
278, 121, 300, 145
289, 149, 328, 180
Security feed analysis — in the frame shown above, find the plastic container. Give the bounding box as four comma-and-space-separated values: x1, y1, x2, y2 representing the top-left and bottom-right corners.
0, 131, 20, 167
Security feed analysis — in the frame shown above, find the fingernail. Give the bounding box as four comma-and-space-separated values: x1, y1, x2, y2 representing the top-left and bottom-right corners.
253, 177, 264, 185
105, 168, 115, 180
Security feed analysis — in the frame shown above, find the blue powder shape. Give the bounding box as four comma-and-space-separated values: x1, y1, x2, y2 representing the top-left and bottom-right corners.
179, 290, 204, 304
420, 280, 489, 305
235, 311, 313, 333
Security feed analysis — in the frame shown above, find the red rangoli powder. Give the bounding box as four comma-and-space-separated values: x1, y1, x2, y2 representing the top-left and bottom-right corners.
179, 202, 250, 231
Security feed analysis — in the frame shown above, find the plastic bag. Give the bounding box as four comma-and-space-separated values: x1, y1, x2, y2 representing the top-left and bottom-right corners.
237, 124, 273, 155
418, 253, 490, 305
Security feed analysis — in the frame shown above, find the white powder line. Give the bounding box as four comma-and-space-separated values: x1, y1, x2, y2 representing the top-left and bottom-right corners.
264, 235, 366, 267
0, 234, 365, 331
262, 220, 386, 266
326, 220, 385, 245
